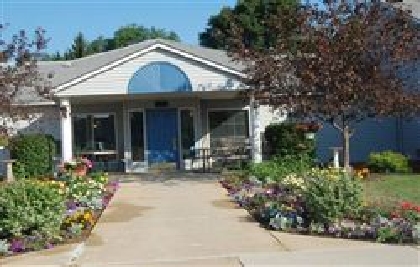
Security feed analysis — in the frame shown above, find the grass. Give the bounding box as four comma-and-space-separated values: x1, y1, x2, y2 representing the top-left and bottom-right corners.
362, 174, 420, 205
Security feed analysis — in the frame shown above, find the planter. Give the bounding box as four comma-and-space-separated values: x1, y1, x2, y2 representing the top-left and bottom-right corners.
73, 165, 87, 176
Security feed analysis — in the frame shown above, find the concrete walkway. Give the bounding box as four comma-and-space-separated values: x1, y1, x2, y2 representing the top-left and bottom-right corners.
2, 173, 419, 266
74, 174, 282, 266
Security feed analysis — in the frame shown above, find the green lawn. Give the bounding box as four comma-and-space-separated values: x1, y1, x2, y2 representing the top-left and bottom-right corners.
363, 174, 420, 205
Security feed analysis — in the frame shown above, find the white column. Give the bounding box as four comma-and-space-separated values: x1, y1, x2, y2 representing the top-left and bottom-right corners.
250, 94, 263, 163
122, 101, 131, 173
60, 98, 73, 162
195, 99, 205, 170
195, 98, 202, 150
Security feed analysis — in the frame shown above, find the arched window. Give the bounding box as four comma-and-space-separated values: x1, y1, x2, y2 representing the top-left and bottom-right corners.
128, 62, 192, 94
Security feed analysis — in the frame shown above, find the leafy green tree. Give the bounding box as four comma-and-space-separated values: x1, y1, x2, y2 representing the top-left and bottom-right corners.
113, 24, 180, 48
114, 24, 148, 48
88, 37, 116, 53
199, 0, 299, 50
54, 25, 180, 61
87, 36, 108, 54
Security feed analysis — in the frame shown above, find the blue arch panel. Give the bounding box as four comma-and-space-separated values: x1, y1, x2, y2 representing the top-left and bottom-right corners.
128, 62, 192, 94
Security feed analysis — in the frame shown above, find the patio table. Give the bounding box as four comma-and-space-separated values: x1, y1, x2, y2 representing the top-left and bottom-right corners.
78, 150, 118, 171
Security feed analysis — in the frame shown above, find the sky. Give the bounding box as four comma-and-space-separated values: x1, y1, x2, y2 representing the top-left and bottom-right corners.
0, 0, 236, 54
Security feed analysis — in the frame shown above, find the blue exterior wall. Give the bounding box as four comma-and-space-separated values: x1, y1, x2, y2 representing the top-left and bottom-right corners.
401, 118, 420, 160
316, 118, 399, 163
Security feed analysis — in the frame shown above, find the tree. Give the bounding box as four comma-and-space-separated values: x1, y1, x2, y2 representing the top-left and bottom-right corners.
0, 26, 52, 134
87, 36, 110, 54
69, 32, 89, 59
54, 24, 180, 61
199, 0, 299, 49
51, 51, 62, 61
114, 24, 180, 48
227, 0, 420, 169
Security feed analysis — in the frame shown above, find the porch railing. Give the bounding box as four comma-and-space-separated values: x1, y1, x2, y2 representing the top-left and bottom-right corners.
189, 143, 252, 172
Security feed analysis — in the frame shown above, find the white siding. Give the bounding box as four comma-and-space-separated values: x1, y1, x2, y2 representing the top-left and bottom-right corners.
56, 49, 242, 96
254, 105, 287, 161
1, 107, 60, 140
257, 105, 287, 133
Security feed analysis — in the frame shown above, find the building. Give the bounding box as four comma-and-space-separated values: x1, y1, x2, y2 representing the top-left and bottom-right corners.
6, 30, 420, 172
16, 39, 281, 172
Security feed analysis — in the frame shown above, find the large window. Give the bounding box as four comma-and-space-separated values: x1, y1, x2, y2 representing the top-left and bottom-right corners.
73, 114, 116, 154
208, 110, 249, 149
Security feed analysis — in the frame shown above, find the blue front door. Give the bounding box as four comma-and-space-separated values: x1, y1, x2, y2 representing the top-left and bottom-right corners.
146, 109, 179, 167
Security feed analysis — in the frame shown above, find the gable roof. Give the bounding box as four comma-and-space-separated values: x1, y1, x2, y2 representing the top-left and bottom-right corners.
39, 39, 244, 92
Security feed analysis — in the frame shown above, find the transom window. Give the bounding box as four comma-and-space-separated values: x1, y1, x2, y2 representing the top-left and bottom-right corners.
128, 62, 192, 94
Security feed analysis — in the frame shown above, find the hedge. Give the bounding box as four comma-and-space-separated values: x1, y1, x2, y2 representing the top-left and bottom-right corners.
9, 134, 56, 179
264, 123, 315, 159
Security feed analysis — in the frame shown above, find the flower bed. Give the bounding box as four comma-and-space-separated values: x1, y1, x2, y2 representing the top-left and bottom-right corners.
0, 168, 119, 257
220, 168, 420, 244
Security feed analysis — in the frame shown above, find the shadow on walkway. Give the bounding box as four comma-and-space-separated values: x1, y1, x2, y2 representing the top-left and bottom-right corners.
111, 171, 221, 184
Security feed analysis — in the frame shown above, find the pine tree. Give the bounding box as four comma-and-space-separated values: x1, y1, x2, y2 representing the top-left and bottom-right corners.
70, 32, 89, 59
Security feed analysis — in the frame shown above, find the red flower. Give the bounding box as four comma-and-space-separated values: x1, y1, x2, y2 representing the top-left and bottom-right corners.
401, 201, 413, 210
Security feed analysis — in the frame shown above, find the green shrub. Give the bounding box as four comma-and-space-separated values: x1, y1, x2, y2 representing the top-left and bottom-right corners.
9, 134, 56, 179
0, 180, 66, 239
367, 151, 410, 173
303, 168, 364, 224
250, 154, 313, 183
264, 123, 315, 159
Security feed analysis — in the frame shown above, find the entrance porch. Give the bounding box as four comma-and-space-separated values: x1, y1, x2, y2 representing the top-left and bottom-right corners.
59, 92, 261, 173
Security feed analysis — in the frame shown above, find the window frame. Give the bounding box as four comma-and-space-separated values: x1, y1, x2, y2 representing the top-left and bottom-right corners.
72, 112, 118, 155
178, 107, 196, 160
206, 107, 251, 149
127, 108, 147, 162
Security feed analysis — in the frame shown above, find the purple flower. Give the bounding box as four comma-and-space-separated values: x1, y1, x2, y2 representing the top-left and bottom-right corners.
10, 239, 25, 253
66, 200, 78, 210
45, 243, 54, 249
102, 196, 111, 206
108, 181, 120, 191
